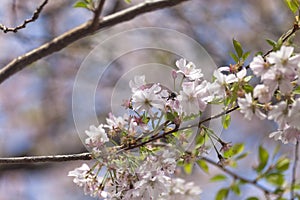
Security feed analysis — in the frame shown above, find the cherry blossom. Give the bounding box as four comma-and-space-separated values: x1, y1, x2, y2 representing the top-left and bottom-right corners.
85, 124, 109, 147
177, 81, 210, 115
268, 101, 288, 129
253, 84, 272, 103
131, 83, 166, 114
237, 93, 266, 120
129, 75, 147, 92
175, 58, 203, 80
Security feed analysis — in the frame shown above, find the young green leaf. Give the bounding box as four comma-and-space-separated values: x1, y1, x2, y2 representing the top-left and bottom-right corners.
275, 157, 290, 172
231, 183, 241, 195
246, 197, 259, 200
197, 160, 209, 173
235, 152, 249, 161
184, 162, 194, 174
233, 39, 243, 58
265, 173, 284, 186
284, 0, 300, 13
224, 143, 244, 158
242, 51, 251, 61
293, 85, 300, 94
222, 114, 231, 129
266, 39, 277, 48
210, 174, 227, 182
216, 188, 229, 200
256, 145, 269, 172
230, 52, 239, 63
73, 1, 89, 8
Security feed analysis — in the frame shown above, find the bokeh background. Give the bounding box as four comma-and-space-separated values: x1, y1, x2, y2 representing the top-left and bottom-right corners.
0, 0, 298, 199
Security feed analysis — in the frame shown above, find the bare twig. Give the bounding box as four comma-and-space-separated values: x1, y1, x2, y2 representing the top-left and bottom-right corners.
0, 152, 92, 164
91, 0, 106, 28
0, 0, 189, 84
291, 141, 299, 199
0, 0, 48, 33
200, 156, 273, 195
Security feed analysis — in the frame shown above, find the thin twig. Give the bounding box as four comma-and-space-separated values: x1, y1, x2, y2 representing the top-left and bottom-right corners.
0, 0, 48, 33
0, 0, 189, 84
291, 140, 299, 199
0, 152, 92, 164
200, 156, 273, 195
91, 0, 106, 29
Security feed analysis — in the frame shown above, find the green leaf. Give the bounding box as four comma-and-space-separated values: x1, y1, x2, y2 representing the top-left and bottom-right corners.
265, 173, 285, 186
243, 84, 253, 93
224, 143, 244, 158
230, 52, 239, 63
235, 152, 249, 161
233, 39, 243, 58
210, 174, 227, 182
246, 197, 259, 200
124, 0, 132, 3
284, 0, 300, 13
195, 134, 206, 148
256, 145, 269, 173
73, 1, 89, 8
231, 183, 241, 195
197, 160, 209, 173
222, 114, 231, 129
275, 157, 290, 172
184, 162, 193, 174
294, 85, 300, 94
216, 188, 229, 200
266, 39, 277, 48
242, 51, 251, 61
165, 112, 175, 121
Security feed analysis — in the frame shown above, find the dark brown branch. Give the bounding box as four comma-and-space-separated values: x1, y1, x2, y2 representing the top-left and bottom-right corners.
91, 0, 106, 28
0, 152, 92, 164
0, 0, 48, 33
200, 156, 273, 195
291, 141, 299, 199
0, 0, 189, 84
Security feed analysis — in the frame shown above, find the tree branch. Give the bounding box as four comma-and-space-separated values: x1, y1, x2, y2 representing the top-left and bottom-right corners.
200, 156, 273, 195
0, 0, 49, 33
0, 0, 189, 84
91, 0, 106, 28
0, 152, 92, 164
291, 140, 299, 199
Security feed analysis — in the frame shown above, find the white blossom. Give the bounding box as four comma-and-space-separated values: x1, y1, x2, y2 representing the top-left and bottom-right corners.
268, 101, 288, 129
129, 75, 147, 92
288, 98, 300, 130
269, 124, 300, 144
85, 124, 109, 147
131, 83, 165, 114
177, 81, 210, 116
237, 93, 266, 120
175, 58, 203, 80
267, 46, 300, 77
250, 55, 270, 79
253, 84, 272, 103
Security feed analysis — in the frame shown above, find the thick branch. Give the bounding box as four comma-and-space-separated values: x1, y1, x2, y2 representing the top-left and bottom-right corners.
0, 152, 92, 164
0, 0, 48, 33
0, 0, 189, 84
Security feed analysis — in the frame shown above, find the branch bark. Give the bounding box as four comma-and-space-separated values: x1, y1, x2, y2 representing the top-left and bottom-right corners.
0, 0, 49, 33
0, 0, 189, 84
0, 152, 92, 164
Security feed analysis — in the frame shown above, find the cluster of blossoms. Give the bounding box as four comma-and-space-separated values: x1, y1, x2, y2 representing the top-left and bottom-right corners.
238, 46, 300, 144
69, 45, 300, 199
